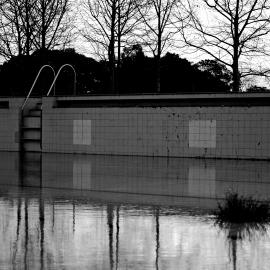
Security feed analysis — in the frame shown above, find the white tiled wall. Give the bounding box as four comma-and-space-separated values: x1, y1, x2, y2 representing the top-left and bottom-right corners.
0, 98, 28, 152
41, 104, 270, 159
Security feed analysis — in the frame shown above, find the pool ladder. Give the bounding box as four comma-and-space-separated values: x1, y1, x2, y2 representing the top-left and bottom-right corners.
20, 64, 76, 152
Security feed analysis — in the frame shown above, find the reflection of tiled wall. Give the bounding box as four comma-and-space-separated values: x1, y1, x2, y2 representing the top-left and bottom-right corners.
188, 165, 216, 197
73, 159, 91, 189
39, 153, 270, 205
42, 99, 270, 159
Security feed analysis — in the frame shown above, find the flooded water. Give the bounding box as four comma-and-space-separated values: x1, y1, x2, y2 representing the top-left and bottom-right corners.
0, 152, 270, 269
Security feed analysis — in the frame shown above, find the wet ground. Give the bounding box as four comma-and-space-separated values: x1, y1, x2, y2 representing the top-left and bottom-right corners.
0, 152, 270, 269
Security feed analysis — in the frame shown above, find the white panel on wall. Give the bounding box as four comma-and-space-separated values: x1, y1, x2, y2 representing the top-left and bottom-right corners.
73, 120, 83, 144
73, 160, 91, 189
189, 120, 216, 148
73, 120, 91, 145
188, 165, 216, 197
82, 120, 91, 145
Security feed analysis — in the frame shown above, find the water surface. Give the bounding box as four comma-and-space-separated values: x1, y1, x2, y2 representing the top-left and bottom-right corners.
0, 152, 270, 269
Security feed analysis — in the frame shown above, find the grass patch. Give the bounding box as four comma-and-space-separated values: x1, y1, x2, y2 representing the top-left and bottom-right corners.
214, 192, 270, 240
214, 192, 270, 223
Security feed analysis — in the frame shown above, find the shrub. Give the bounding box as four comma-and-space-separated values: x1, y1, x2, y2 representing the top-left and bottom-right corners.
214, 192, 270, 223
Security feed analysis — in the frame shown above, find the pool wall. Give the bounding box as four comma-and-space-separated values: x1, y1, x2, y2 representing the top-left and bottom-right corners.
2, 94, 270, 159
0, 98, 41, 151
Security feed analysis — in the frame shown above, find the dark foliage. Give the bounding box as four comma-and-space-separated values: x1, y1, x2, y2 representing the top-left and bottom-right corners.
0, 46, 232, 96
194, 60, 232, 92
118, 47, 231, 94
0, 49, 106, 96
118, 45, 156, 93
246, 85, 270, 92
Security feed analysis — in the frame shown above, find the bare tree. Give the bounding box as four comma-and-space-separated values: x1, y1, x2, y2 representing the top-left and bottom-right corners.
0, 0, 72, 59
137, 0, 178, 92
0, 0, 29, 58
80, 0, 141, 92
32, 0, 72, 51
179, 0, 270, 92
19, 0, 37, 55
116, 0, 139, 69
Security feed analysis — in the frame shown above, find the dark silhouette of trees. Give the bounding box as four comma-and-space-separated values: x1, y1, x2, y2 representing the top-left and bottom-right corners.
137, 0, 178, 93
180, 0, 270, 92
246, 85, 270, 92
118, 45, 230, 93
193, 59, 232, 92
0, 49, 106, 96
0, 46, 232, 96
195, 60, 232, 90
119, 44, 156, 93
80, 0, 141, 93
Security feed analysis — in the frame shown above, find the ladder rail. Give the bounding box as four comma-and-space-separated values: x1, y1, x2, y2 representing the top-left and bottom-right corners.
21, 65, 56, 111
46, 64, 77, 96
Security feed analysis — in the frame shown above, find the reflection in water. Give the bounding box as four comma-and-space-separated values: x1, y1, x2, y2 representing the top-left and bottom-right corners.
25, 199, 29, 270
115, 206, 120, 270
155, 208, 160, 270
107, 205, 114, 270
215, 219, 270, 270
0, 152, 269, 269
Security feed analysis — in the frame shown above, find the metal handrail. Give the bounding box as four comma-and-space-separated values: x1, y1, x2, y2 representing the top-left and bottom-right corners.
21, 65, 56, 110
46, 64, 77, 96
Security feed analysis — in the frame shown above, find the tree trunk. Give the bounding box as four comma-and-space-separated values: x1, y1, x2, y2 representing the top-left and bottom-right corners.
156, 55, 161, 93
109, 0, 116, 93
116, 4, 121, 94
232, 58, 240, 92
156, 33, 162, 93
232, 0, 240, 92
109, 41, 115, 94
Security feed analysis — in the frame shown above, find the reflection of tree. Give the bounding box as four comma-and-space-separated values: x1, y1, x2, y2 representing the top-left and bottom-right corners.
24, 199, 29, 270
12, 198, 22, 268
116, 206, 120, 270
73, 200, 75, 233
107, 204, 114, 270
155, 207, 160, 270
215, 220, 270, 270
39, 190, 45, 270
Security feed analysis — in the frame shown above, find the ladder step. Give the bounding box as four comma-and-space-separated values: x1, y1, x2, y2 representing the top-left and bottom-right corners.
23, 117, 41, 128
22, 127, 41, 130
22, 138, 41, 142
22, 129, 40, 140
22, 140, 41, 152
28, 109, 42, 116
23, 115, 40, 118
21, 100, 42, 152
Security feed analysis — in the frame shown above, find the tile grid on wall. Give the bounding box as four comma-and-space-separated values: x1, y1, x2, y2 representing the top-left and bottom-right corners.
42, 107, 270, 159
